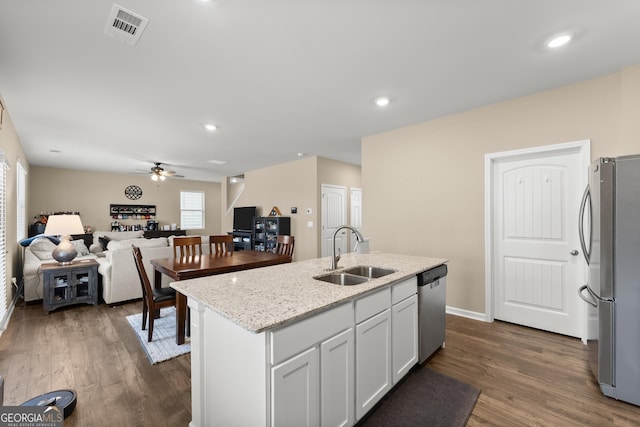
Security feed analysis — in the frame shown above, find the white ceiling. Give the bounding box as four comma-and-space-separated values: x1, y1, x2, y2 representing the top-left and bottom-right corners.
1, 1, 639, 182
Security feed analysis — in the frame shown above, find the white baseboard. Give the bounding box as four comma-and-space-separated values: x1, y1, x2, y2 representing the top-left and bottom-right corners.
445, 306, 487, 322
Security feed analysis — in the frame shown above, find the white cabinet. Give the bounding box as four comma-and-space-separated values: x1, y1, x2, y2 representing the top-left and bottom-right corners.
354, 288, 392, 421
355, 309, 392, 420
189, 275, 419, 427
391, 277, 419, 384
392, 294, 418, 383
321, 328, 354, 427
272, 347, 320, 427
270, 302, 354, 427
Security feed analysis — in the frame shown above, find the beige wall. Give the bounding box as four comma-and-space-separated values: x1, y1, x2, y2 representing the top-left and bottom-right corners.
29, 166, 221, 236
222, 156, 361, 261
0, 96, 29, 303
223, 156, 319, 261
362, 65, 640, 315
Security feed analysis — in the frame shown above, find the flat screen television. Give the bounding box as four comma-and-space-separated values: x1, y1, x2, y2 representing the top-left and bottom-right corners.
233, 206, 257, 232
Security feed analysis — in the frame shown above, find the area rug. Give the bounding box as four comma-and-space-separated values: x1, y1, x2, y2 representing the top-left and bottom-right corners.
359, 366, 480, 427
125, 307, 190, 364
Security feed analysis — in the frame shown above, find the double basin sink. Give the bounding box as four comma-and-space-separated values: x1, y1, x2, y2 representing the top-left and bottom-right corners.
314, 265, 397, 286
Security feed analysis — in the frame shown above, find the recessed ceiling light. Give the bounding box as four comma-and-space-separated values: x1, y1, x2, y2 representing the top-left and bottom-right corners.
547, 33, 572, 49
297, 153, 305, 157
204, 123, 217, 131
375, 97, 390, 107
207, 159, 226, 165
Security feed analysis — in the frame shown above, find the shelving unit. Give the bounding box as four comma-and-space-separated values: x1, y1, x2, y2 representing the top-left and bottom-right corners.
252, 217, 291, 253
110, 204, 156, 220
41, 260, 99, 313
230, 231, 252, 251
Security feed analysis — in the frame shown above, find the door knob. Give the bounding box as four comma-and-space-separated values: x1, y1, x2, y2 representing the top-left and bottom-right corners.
570, 249, 579, 256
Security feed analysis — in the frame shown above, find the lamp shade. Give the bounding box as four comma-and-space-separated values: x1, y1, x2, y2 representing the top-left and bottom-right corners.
43, 215, 85, 265
44, 215, 84, 236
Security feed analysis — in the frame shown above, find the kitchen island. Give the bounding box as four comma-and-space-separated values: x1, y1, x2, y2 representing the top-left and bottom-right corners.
172, 252, 447, 427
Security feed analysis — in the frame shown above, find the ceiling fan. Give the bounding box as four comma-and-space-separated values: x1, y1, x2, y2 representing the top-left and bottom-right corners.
147, 162, 184, 181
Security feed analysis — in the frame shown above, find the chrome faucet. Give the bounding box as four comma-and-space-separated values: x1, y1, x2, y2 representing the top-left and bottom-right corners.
331, 225, 364, 270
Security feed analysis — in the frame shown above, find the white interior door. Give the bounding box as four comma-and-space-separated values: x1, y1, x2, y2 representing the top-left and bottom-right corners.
490, 143, 588, 338
321, 184, 347, 258
350, 188, 363, 250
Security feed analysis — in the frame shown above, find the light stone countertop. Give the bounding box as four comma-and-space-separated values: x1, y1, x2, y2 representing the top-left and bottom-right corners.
170, 252, 448, 334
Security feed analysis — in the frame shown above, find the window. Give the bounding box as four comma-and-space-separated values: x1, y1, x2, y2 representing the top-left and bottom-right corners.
16, 160, 26, 242
180, 191, 205, 230
0, 151, 9, 326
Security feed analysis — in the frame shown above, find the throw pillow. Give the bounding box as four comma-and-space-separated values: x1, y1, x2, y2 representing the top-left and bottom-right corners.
29, 238, 56, 260
19, 235, 60, 247
99, 236, 111, 251
70, 240, 90, 256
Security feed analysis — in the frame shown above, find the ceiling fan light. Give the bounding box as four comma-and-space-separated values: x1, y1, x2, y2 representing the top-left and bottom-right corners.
151, 174, 158, 181
160, 175, 166, 181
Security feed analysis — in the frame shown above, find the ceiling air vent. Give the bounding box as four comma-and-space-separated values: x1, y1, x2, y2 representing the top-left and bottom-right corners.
104, 4, 149, 46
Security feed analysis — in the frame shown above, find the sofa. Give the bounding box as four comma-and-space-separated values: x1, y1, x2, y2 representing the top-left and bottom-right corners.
23, 231, 213, 305
92, 231, 213, 304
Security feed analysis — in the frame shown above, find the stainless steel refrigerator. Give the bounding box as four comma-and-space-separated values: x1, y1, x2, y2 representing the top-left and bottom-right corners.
578, 155, 640, 406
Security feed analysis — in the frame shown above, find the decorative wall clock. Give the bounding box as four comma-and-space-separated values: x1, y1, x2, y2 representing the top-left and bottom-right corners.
124, 185, 143, 200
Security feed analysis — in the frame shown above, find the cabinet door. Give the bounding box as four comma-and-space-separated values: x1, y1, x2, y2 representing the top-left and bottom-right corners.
50, 272, 72, 304
253, 218, 266, 251
320, 328, 354, 427
355, 309, 391, 420
392, 294, 418, 384
272, 347, 319, 427
73, 268, 94, 301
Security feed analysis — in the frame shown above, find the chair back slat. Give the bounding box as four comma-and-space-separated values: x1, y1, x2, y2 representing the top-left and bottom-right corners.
173, 236, 202, 258
209, 235, 234, 255
275, 235, 295, 257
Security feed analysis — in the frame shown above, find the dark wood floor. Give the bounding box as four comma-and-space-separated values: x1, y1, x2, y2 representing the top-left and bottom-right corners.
2, 301, 640, 426
0, 301, 192, 426
429, 315, 640, 426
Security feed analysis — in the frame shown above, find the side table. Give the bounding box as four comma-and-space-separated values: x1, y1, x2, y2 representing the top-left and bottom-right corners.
41, 259, 99, 314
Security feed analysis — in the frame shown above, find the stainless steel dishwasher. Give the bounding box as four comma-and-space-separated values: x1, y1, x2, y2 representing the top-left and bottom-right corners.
417, 264, 447, 363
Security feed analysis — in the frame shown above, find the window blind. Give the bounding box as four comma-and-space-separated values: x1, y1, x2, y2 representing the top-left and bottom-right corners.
180, 191, 205, 230
16, 160, 26, 242
0, 152, 9, 327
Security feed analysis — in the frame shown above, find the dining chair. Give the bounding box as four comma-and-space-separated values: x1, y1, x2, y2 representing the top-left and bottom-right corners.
209, 235, 234, 255
275, 235, 295, 257
132, 245, 177, 342
173, 236, 202, 258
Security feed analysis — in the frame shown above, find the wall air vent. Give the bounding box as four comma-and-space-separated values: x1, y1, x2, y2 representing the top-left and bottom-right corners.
104, 4, 149, 46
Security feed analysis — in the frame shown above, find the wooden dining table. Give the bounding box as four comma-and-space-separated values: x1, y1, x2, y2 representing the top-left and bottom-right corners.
150, 250, 292, 344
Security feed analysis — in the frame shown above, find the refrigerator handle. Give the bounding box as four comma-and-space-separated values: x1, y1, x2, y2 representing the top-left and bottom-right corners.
578, 284, 597, 308
578, 184, 591, 264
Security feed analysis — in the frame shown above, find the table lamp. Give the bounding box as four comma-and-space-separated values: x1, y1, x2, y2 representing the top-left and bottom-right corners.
44, 214, 84, 265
